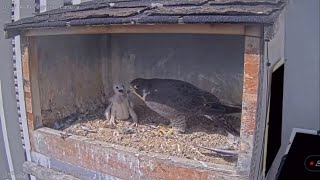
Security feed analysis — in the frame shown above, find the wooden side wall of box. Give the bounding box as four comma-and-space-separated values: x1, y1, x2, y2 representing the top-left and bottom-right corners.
237, 26, 263, 178
21, 36, 43, 150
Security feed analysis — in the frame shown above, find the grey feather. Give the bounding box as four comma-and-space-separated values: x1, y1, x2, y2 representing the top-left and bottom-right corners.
130, 78, 241, 135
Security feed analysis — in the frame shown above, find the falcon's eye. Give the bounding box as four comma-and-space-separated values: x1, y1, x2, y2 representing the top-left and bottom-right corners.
134, 85, 139, 89
116, 86, 118, 89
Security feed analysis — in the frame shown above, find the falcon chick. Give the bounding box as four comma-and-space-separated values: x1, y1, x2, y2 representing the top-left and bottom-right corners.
129, 78, 241, 136
105, 84, 138, 126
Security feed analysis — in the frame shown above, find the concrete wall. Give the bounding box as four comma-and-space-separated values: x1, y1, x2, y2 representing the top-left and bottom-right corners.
102, 34, 244, 105
282, 0, 320, 146
37, 35, 104, 127
266, 0, 320, 179
40, 0, 64, 12
0, 120, 10, 178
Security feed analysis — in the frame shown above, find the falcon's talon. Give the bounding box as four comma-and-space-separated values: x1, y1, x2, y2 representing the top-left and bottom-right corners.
131, 122, 138, 127
109, 121, 117, 126
105, 121, 116, 129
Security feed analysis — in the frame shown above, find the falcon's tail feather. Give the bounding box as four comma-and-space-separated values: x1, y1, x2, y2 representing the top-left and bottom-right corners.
221, 119, 240, 137
204, 115, 240, 137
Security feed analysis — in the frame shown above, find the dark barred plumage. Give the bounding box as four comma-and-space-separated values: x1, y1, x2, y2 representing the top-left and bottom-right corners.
130, 78, 241, 135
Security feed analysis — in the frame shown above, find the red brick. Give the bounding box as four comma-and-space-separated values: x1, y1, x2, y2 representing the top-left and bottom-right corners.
25, 92, 31, 99
243, 55, 260, 95
24, 80, 31, 93
25, 98, 33, 113
27, 112, 33, 121
240, 94, 258, 136
23, 60, 30, 81
33, 128, 246, 180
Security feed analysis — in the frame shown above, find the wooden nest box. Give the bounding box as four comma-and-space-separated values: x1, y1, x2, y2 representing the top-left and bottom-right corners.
4, 0, 286, 179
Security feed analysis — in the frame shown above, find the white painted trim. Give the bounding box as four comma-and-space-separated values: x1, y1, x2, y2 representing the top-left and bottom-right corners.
40, 0, 64, 12
13, 1, 20, 21
72, 0, 91, 5
40, 0, 47, 13
272, 57, 285, 72
15, 36, 32, 162
14, 0, 32, 166
262, 57, 285, 176
0, 81, 16, 180
14, 37, 36, 179
14, 1, 37, 179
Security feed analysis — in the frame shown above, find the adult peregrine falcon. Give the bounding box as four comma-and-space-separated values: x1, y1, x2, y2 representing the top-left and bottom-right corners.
129, 78, 241, 136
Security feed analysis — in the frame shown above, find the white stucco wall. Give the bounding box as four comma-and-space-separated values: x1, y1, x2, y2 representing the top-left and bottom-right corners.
282, 0, 319, 147
266, 0, 320, 179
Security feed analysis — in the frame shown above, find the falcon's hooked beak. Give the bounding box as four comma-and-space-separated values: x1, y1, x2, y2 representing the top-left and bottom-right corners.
129, 85, 135, 92
129, 85, 139, 96
129, 84, 150, 101
129, 78, 148, 100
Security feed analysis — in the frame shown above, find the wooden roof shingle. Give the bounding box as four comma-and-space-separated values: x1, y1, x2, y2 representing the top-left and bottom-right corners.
4, 0, 286, 36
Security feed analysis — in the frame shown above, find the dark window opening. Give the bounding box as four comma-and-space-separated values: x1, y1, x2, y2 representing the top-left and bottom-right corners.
64, 0, 73, 6
265, 64, 284, 175
35, 0, 40, 13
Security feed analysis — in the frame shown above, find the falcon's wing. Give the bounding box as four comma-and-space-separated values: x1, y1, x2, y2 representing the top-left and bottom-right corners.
154, 81, 224, 115
179, 88, 226, 115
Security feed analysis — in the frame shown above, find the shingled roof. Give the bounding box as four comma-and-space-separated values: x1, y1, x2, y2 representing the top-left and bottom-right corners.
4, 0, 286, 34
